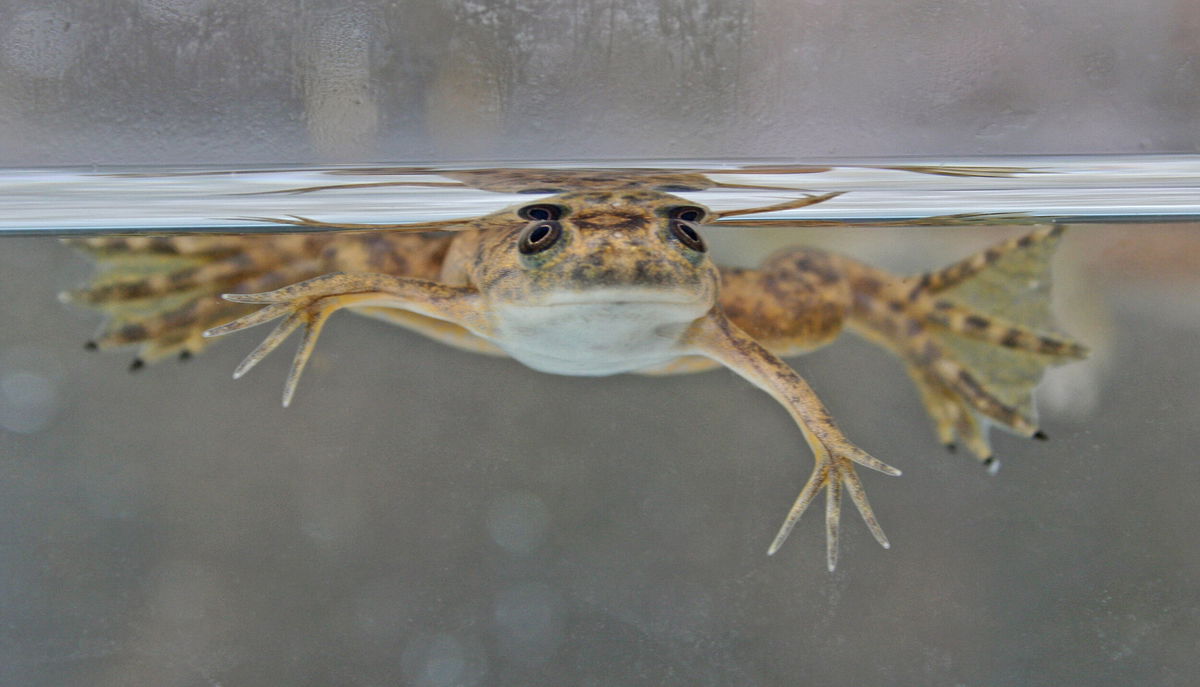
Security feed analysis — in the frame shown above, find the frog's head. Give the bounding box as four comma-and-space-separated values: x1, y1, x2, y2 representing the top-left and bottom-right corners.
472, 190, 720, 315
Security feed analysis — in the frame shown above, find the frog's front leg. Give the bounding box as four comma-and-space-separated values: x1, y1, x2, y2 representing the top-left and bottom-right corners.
683, 312, 900, 571
203, 273, 484, 406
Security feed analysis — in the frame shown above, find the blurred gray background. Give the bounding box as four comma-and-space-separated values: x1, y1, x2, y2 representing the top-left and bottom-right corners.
0, 0, 1197, 165
2, 1, 1200, 686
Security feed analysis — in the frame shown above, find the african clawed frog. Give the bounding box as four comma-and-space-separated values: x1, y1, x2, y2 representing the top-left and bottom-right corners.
66, 181, 1087, 570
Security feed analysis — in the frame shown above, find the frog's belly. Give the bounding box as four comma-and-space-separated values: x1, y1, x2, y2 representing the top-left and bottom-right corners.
491, 299, 707, 376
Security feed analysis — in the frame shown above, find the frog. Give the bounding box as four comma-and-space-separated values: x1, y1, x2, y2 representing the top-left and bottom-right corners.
63, 169, 1087, 570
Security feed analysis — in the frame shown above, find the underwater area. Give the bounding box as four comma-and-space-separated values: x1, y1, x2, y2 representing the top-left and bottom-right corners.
2, 2, 1199, 686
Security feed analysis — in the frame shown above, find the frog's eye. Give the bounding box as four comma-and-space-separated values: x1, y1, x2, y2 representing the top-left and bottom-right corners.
668, 206, 706, 223
518, 220, 563, 255
517, 204, 565, 221
668, 218, 706, 253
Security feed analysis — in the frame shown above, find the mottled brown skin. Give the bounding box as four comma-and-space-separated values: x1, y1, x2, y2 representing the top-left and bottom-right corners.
65, 175, 1086, 571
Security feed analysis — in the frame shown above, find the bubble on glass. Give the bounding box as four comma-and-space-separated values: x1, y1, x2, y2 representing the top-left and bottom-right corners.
1, 10, 80, 79
402, 632, 486, 687
0, 346, 65, 434
492, 581, 565, 666
297, 487, 365, 545
485, 491, 550, 555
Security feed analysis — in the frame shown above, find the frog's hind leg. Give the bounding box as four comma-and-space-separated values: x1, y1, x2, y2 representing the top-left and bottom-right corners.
61, 235, 327, 366
847, 226, 1088, 464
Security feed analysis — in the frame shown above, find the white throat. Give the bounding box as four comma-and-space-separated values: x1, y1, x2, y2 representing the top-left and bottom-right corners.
489, 289, 709, 376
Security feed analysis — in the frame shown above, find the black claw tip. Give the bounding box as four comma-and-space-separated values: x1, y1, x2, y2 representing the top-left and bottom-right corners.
178, 350, 192, 361
84, 340, 99, 351
129, 358, 145, 372
944, 442, 957, 453
1033, 430, 1049, 441
982, 456, 996, 467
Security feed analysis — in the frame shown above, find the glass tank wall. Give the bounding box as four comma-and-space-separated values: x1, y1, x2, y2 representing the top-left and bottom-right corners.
1, 1, 1198, 686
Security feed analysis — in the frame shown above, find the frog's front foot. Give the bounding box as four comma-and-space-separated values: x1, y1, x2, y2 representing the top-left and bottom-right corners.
769, 440, 899, 571
685, 314, 902, 570
203, 272, 481, 407
203, 273, 359, 406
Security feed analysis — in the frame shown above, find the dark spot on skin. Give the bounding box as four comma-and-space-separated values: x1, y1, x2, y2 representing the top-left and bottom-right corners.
855, 276, 882, 295
570, 263, 598, 284
957, 369, 988, 398
160, 302, 202, 330
905, 318, 924, 337
117, 323, 149, 343
228, 253, 256, 270
920, 339, 941, 364
1038, 336, 1064, 353
633, 259, 652, 283
1001, 329, 1023, 347
167, 266, 201, 287
570, 211, 644, 232
934, 299, 955, 311
654, 184, 704, 192
965, 315, 990, 330
788, 254, 840, 285
760, 274, 794, 306
911, 273, 932, 299
888, 300, 905, 313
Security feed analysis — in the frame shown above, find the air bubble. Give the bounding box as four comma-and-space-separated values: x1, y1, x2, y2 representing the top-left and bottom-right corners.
485, 491, 550, 554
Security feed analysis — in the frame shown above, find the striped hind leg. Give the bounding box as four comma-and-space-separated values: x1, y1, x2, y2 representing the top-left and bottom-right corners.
903, 359, 998, 468
62, 234, 325, 366
853, 289, 1050, 447
906, 225, 1067, 296
846, 227, 1086, 463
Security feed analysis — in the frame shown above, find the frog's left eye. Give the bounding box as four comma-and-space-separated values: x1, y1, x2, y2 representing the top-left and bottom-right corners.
668, 218, 706, 253
518, 220, 563, 255
668, 206, 706, 223
518, 204, 565, 221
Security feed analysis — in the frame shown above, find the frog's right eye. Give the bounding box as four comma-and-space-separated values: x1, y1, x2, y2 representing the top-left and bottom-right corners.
518, 220, 563, 255
668, 206, 706, 223
517, 204, 565, 221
